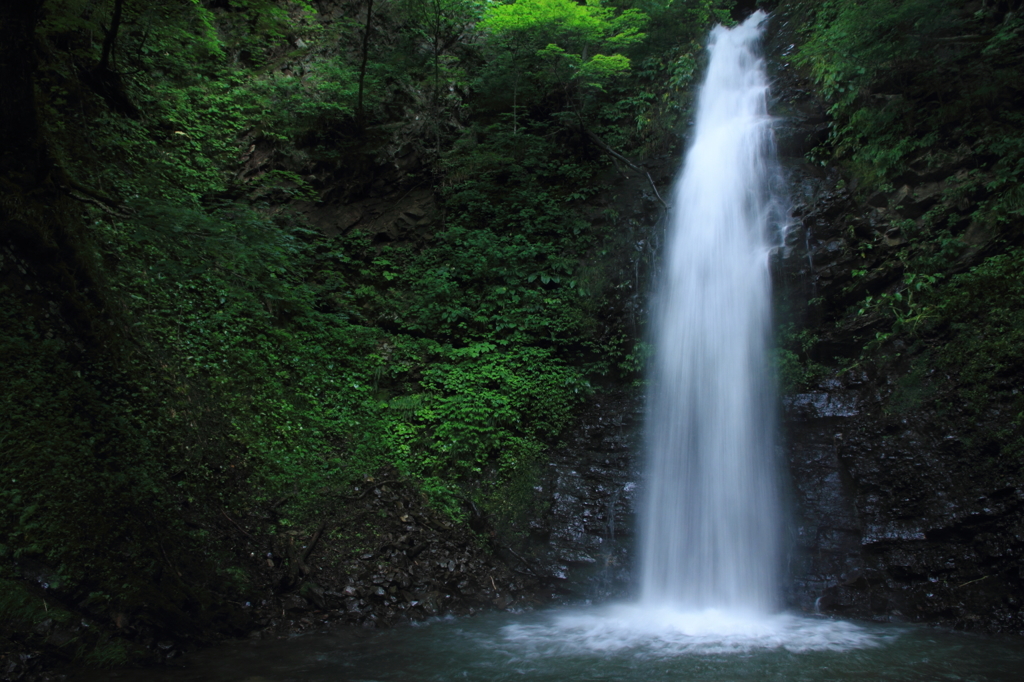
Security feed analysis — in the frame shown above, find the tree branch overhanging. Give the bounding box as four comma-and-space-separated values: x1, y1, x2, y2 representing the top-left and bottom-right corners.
584, 129, 669, 210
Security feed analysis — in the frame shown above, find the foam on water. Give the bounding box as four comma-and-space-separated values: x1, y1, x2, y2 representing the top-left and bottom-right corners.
500, 606, 883, 657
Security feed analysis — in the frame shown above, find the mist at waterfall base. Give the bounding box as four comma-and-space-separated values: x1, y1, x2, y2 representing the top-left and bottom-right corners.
85, 612, 1024, 682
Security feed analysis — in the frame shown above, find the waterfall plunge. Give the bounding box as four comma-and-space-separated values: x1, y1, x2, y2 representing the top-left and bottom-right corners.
492, 13, 876, 655
639, 10, 784, 613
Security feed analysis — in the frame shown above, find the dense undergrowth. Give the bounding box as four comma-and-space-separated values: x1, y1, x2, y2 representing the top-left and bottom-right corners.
5, 0, 1022, 671
1, 0, 737, 668
777, 0, 1024, 462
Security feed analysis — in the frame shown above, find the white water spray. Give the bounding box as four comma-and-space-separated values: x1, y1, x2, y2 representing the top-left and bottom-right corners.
639, 10, 783, 613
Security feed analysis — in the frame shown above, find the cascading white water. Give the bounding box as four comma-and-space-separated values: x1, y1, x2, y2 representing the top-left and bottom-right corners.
512, 13, 873, 653
390, 12, 869, 658
639, 10, 784, 613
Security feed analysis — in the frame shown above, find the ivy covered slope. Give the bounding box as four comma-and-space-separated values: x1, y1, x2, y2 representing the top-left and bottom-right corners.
779, 0, 1024, 471
773, 0, 1024, 629
0, 0, 735, 671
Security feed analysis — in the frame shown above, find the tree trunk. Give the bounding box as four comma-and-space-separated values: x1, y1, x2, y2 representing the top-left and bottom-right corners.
0, 0, 109, 336
432, 0, 441, 153
98, 0, 125, 73
356, 0, 374, 127
86, 0, 139, 117
0, 0, 44, 182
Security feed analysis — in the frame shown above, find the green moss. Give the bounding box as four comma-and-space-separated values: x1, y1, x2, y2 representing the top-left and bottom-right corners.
0, 580, 73, 627
932, 250, 1024, 461
885, 355, 930, 416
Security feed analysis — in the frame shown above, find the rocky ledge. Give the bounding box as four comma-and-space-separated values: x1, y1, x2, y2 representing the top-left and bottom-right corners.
244, 481, 542, 640
1, 474, 544, 682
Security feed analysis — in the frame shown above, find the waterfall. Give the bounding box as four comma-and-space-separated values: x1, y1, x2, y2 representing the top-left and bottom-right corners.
639, 10, 784, 613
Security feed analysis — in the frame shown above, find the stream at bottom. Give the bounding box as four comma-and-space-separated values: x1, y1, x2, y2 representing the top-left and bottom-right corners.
81, 606, 1023, 682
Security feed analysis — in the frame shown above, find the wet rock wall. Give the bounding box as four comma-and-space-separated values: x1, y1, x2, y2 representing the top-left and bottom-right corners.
766, 12, 1024, 633
527, 390, 644, 602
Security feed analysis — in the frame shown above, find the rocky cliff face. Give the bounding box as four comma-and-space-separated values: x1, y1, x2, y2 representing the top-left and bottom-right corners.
778, 220, 1024, 632
527, 390, 644, 602
767, 15, 1024, 634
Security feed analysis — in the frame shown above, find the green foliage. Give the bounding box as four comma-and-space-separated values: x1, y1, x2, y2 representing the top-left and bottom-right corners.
348, 122, 627, 511
419, 346, 586, 470
1, 0, 728, 665
795, 0, 1024, 205
99, 198, 392, 502
932, 249, 1024, 460
34, 0, 369, 202
480, 0, 647, 53
790, 2, 1024, 464
478, 0, 649, 123
856, 272, 943, 351
851, 249, 1024, 461
774, 322, 826, 392
0, 580, 72, 628
795, 0, 957, 180
256, 61, 360, 134
398, 0, 484, 82
606, 0, 735, 155
0, 291, 174, 596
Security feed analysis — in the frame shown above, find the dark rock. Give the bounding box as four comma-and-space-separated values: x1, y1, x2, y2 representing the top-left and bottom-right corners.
275, 596, 303, 618
299, 581, 326, 609
766, 12, 1024, 633
528, 390, 643, 601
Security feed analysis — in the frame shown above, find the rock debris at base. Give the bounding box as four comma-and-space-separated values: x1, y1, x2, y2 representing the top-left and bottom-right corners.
243, 477, 543, 641
0, 474, 547, 682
